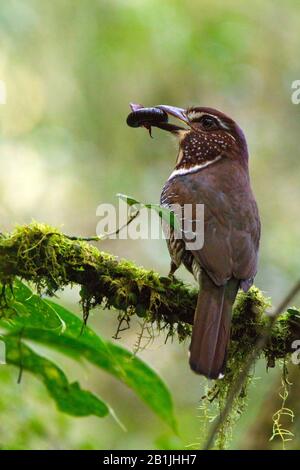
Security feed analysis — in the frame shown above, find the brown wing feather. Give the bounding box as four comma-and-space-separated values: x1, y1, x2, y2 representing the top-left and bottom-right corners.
160, 158, 260, 286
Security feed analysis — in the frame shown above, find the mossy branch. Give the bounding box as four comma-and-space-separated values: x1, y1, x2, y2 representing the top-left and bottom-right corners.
0, 223, 299, 366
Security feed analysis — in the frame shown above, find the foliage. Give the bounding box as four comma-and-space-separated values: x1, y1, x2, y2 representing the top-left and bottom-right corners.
4, 335, 109, 419
0, 223, 300, 448
0, 279, 177, 431
117, 193, 181, 231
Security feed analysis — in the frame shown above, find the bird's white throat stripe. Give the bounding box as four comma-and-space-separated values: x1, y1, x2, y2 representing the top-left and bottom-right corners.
168, 155, 222, 180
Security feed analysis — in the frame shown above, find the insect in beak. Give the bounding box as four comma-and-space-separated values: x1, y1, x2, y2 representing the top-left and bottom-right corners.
126, 103, 189, 137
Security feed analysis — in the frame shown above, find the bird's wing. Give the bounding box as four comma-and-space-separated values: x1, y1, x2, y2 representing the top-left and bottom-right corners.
160, 161, 260, 286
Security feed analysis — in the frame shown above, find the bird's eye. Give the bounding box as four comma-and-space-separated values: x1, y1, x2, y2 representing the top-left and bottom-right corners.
200, 115, 216, 129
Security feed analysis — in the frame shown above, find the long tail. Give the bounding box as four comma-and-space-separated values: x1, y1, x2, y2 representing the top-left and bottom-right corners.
189, 272, 239, 379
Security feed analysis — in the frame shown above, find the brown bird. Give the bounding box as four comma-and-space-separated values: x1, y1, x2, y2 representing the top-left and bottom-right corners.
154, 105, 260, 379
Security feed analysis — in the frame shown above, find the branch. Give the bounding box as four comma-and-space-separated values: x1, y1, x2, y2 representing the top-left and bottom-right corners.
0, 223, 299, 361
204, 280, 300, 450
66, 209, 140, 242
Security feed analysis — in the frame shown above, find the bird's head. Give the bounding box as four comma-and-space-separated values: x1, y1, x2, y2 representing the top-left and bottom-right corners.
157, 105, 249, 172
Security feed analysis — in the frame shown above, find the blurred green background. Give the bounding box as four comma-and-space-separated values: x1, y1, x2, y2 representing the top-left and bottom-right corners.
0, 0, 300, 450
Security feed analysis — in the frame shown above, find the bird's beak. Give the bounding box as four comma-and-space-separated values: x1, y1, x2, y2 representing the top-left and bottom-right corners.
157, 105, 189, 125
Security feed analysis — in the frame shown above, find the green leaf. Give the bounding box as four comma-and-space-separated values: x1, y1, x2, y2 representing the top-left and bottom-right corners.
1, 279, 65, 332
2, 335, 109, 418
149, 205, 180, 231
117, 193, 141, 208
117, 193, 180, 231
287, 308, 300, 316
287, 308, 300, 323
0, 281, 177, 432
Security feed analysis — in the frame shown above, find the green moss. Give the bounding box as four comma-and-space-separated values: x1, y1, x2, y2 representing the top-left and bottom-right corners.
0, 222, 196, 339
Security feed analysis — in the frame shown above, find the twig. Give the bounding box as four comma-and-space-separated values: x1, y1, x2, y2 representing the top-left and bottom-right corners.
203, 279, 300, 450
66, 210, 140, 241
17, 327, 24, 384
272, 280, 300, 317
